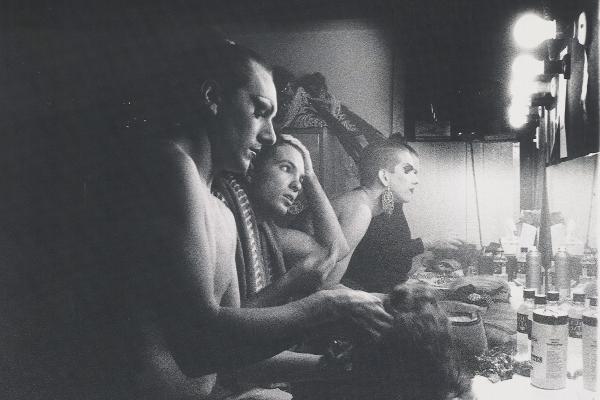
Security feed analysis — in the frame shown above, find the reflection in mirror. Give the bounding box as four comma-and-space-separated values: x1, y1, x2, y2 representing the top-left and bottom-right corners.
546, 154, 599, 257
405, 142, 520, 248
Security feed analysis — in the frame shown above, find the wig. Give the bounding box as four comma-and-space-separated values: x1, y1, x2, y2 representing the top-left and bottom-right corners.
304, 284, 471, 400
351, 284, 471, 400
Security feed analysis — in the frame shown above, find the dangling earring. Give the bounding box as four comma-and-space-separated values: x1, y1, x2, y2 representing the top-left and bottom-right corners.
381, 185, 394, 216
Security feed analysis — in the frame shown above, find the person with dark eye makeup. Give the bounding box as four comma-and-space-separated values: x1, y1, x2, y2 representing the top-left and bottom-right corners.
341, 135, 465, 294
327, 139, 424, 293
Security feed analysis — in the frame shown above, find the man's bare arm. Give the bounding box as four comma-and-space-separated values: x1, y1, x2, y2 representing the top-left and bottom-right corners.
243, 243, 337, 307
228, 350, 349, 386
319, 194, 373, 287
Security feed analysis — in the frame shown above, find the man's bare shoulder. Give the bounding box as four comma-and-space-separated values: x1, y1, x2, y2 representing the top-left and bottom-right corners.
151, 143, 235, 224
133, 140, 211, 195
136, 140, 196, 172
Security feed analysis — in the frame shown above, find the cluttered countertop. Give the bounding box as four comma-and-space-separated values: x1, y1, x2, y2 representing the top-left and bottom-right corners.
406, 240, 598, 399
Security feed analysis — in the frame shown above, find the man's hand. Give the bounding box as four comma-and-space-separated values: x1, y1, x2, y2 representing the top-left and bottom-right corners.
280, 134, 314, 177
323, 287, 393, 341
423, 236, 466, 251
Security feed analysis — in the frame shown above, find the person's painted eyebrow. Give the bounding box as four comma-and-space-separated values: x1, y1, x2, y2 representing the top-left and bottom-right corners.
251, 95, 276, 116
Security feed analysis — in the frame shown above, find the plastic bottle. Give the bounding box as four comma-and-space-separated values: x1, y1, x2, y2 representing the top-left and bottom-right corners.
493, 246, 508, 281
554, 248, 570, 301
580, 247, 597, 284
515, 288, 536, 362
516, 247, 527, 284
529, 294, 546, 340
567, 292, 586, 378
530, 292, 568, 390
582, 297, 597, 392
526, 247, 542, 292
546, 291, 560, 310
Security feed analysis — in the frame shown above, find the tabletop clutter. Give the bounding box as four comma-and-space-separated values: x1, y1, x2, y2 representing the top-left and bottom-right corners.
407, 214, 598, 393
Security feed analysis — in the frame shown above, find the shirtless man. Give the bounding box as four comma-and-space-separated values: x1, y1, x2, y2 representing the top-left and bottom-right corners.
88, 37, 391, 399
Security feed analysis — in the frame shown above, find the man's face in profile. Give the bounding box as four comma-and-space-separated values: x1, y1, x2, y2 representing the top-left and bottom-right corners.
215, 60, 277, 174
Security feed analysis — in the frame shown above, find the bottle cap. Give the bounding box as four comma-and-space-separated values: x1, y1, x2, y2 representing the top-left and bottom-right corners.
534, 294, 547, 305
546, 291, 559, 301
590, 297, 597, 307
573, 293, 586, 303
523, 288, 536, 299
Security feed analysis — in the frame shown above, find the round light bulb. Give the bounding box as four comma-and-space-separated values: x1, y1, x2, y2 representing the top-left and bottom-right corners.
509, 78, 536, 99
511, 54, 544, 81
508, 102, 530, 128
513, 13, 556, 49
576, 12, 587, 45
510, 76, 557, 100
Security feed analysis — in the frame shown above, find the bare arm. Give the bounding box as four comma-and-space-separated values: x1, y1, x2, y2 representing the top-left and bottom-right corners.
331, 194, 373, 255
144, 148, 392, 377
276, 134, 350, 261
244, 242, 341, 307
321, 194, 373, 287
228, 350, 348, 386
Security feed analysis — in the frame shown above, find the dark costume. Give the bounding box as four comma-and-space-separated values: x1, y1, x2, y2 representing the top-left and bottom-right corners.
343, 204, 424, 293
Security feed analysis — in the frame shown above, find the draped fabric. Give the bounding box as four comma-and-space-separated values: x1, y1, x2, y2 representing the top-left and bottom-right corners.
276, 73, 386, 164
213, 173, 286, 303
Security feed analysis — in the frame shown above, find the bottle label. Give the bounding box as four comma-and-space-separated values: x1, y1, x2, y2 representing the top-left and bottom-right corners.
582, 324, 597, 391
517, 312, 529, 334
531, 321, 568, 389
569, 317, 583, 339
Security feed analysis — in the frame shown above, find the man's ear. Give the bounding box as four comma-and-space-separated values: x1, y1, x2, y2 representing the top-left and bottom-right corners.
377, 169, 389, 187
200, 79, 222, 116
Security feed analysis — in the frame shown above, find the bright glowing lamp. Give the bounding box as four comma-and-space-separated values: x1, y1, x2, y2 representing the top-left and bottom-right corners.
508, 102, 530, 128
514, 13, 556, 49
509, 78, 536, 99
510, 76, 557, 103
511, 54, 544, 81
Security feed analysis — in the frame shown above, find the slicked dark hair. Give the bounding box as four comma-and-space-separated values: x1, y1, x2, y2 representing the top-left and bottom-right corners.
197, 36, 273, 96
121, 30, 272, 133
